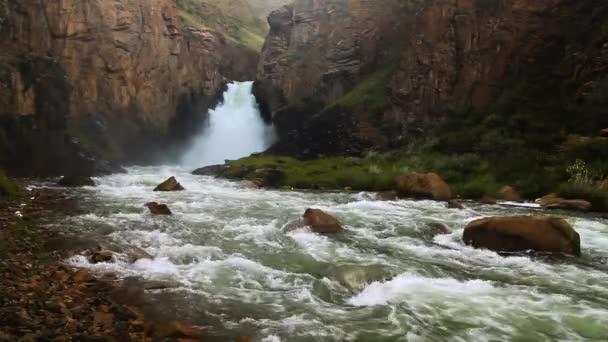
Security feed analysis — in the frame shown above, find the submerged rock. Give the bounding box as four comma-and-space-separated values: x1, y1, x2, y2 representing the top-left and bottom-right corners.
153, 176, 185, 191
145, 202, 172, 215
303, 208, 342, 234
496, 185, 523, 202
376, 190, 399, 201
536, 193, 592, 211
463, 215, 581, 256
57, 175, 95, 187
428, 222, 451, 236
239, 180, 262, 189
394, 172, 452, 201
447, 199, 464, 209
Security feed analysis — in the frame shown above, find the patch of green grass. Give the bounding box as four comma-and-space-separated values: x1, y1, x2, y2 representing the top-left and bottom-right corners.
0, 169, 19, 199
66, 126, 92, 148
223, 155, 411, 191
335, 64, 398, 113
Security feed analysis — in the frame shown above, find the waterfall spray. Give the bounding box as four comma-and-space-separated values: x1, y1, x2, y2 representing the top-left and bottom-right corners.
180, 81, 275, 168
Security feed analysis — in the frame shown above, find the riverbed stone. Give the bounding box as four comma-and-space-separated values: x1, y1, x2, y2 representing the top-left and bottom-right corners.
91, 249, 113, 263
303, 208, 342, 233
536, 193, 592, 211
145, 202, 172, 215
154, 176, 185, 191
447, 199, 464, 209
376, 190, 399, 201
394, 172, 452, 201
428, 222, 451, 236
463, 215, 581, 256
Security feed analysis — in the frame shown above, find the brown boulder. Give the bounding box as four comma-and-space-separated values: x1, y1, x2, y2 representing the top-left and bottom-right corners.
536, 193, 592, 211
91, 249, 113, 263
303, 208, 342, 233
463, 215, 580, 256
394, 172, 452, 201
496, 185, 522, 202
145, 202, 172, 215
57, 175, 95, 187
154, 177, 185, 191
447, 199, 464, 209
376, 190, 399, 201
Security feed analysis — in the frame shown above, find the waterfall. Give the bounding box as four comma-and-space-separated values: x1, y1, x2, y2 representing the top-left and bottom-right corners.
180, 81, 275, 168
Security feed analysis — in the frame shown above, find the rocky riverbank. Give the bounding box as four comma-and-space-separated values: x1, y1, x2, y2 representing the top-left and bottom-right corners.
0, 183, 213, 341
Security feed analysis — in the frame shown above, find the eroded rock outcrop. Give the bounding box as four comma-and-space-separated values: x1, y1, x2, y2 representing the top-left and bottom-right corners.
0, 0, 241, 176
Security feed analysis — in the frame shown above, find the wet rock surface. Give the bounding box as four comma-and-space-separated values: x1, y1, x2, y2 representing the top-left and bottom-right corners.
145, 202, 173, 215
303, 208, 343, 234
154, 176, 185, 192
463, 215, 581, 256
395, 172, 452, 202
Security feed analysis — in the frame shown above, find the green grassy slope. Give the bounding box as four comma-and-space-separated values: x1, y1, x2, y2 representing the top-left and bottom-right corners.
177, 0, 280, 51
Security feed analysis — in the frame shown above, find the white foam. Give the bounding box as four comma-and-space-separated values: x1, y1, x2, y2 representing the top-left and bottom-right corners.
348, 273, 497, 306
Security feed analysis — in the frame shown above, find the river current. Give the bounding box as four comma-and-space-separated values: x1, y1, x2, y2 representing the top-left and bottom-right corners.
54, 82, 608, 341
56, 165, 608, 341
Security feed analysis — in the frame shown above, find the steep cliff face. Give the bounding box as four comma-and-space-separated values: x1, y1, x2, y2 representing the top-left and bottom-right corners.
389, 0, 608, 138
0, 0, 231, 175
255, 0, 608, 157
253, 0, 411, 156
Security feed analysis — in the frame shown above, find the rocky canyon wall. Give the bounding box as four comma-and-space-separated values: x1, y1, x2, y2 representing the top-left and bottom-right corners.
255, 0, 608, 158
0, 0, 246, 176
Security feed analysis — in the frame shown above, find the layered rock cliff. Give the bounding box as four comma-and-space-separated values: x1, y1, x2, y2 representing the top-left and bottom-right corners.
255, 0, 608, 158
0, 0, 245, 176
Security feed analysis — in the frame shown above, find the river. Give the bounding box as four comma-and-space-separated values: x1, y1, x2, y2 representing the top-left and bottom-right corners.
55, 82, 608, 341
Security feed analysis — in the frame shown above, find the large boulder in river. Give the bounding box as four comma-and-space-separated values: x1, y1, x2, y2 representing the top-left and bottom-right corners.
145, 202, 172, 215
536, 193, 592, 211
303, 208, 342, 233
57, 175, 95, 187
463, 215, 580, 256
394, 172, 452, 201
154, 176, 185, 191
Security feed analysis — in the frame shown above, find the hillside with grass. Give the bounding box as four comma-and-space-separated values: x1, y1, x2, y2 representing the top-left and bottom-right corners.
177, 0, 290, 51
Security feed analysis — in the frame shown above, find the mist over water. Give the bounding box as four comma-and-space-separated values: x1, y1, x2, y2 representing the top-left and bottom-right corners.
180, 81, 275, 168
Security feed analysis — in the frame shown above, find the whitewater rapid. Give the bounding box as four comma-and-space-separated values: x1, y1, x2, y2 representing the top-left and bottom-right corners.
57, 166, 608, 341
52, 82, 608, 340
